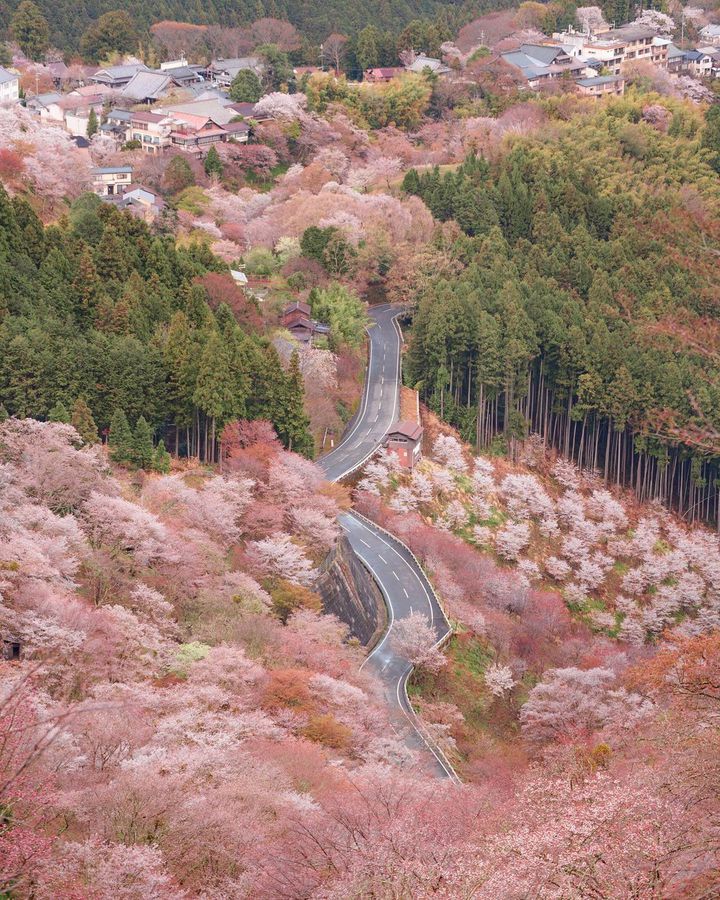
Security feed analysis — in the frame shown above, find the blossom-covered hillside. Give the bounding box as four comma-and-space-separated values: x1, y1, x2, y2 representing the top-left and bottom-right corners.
1, 417, 719, 896
0, 417, 409, 895
355, 423, 720, 782
358, 432, 720, 645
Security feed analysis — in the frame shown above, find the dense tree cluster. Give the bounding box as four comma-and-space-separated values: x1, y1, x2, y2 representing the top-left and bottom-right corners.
403, 96, 720, 524
0, 187, 313, 460
1, 0, 473, 61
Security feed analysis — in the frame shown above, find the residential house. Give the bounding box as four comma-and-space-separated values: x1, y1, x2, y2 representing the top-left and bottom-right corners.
163, 65, 205, 88
700, 24, 720, 46
501, 44, 591, 88
115, 184, 165, 221
162, 97, 239, 126
0, 67, 19, 105
683, 48, 715, 77
90, 64, 149, 89
92, 165, 133, 196
25, 91, 62, 116
47, 93, 106, 136
666, 43, 686, 74
364, 67, 404, 83
575, 74, 625, 98
126, 110, 173, 152
405, 54, 450, 76
121, 70, 173, 103
222, 120, 251, 142
167, 113, 228, 153
207, 57, 263, 88
385, 421, 423, 470
281, 301, 330, 345
71, 83, 116, 99
651, 36, 670, 67
100, 107, 132, 142
698, 46, 720, 77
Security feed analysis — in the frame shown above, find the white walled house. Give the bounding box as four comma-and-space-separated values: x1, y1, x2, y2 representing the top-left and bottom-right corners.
0, 67, 20, 105
92, 166, 133, 196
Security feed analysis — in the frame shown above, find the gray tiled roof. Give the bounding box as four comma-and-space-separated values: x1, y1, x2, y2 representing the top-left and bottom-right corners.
92, 64, 148, 81
0, 66, 17, 84
121, 70, 172, 100
576, 75, 622, 86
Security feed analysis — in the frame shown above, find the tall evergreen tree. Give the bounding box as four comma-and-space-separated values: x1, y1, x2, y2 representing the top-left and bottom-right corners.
86, 107, 98, 138
71, 398, 99, 444
48, 401, 70, 423
132, 415, 154, 468
151, 439, 172, 473
204, 146, 223, 178
277, 351, 314, 457
108, 408, 133, 464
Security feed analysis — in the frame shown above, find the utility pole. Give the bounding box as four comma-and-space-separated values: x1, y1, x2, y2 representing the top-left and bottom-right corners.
319, 43, 325, 72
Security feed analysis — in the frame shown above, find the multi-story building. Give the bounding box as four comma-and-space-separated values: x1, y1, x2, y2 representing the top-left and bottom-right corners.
683, 48, 715, 78
552, 29, 626, 75
0, 67, 20, 105
651, 37, 670, 68
127, 111, 173, 152
596, 25, 655, 65
501, 44, 593, 88
91, 165, 133, 197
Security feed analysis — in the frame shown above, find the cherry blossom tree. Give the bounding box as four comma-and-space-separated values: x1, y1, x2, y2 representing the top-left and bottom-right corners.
390, 612, 446, 673
246, 533, 318, 586
495, 521, 531, 561
253, 92, 308, 121
432, 434, 467, 471
520, 667, 652, 746
484, 663, 515, 697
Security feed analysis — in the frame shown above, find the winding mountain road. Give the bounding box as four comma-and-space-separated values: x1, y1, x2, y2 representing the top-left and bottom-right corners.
318, 306, 460, 783
319, 305, 402, 483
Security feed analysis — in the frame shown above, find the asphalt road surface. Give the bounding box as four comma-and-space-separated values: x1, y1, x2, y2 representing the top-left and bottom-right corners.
317, 305, 402, 483
318, 306, 460, 782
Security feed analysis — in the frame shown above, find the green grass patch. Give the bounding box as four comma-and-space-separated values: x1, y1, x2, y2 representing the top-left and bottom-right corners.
176, 186, 209, 215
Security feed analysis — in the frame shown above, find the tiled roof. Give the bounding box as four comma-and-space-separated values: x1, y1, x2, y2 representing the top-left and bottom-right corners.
121, 71, 172, 100
576, 75, 622, 86
0, 67, 18, 84
92, 64, 148, 81
163, 98, 237, 124
130, 110, 169, 123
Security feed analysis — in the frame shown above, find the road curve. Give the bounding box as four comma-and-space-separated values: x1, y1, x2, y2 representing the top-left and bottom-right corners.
318, 305, 402, 482
318, 306, 460, 783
